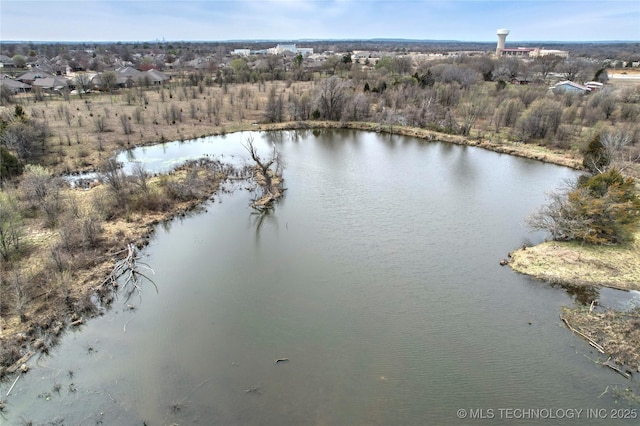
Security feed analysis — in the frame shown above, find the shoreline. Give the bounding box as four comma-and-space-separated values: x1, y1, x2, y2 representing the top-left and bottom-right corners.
1, 123, 637, 381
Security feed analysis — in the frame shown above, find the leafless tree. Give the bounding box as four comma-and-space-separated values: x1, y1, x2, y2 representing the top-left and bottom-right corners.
527, 184, 592, 242
457, 88, 488, 136
600, 129, 640, 172
0, 117, 49, 163
100, 158, 129, 206
94, 115, 108, 133
120, 114, 133, 135
242, 136, 284, 209
0, 191, 23, 261
315, 76, 349, 121
515, 98, 563, 141
288, 92, 312, 121
264, 86, 284, 123
131, 163, 150, 195
19, 165, 64, 227
74, 74, 93, 98
342, 93, 370, 122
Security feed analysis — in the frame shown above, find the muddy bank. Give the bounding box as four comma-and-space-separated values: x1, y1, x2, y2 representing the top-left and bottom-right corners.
0, 161, 248, 377
561, 306, 640, 380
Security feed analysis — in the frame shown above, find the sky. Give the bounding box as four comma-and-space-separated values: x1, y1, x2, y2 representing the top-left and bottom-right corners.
1, 0, 639, 43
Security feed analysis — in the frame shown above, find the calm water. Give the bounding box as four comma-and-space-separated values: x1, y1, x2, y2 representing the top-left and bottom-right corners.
3, 130, 638, 425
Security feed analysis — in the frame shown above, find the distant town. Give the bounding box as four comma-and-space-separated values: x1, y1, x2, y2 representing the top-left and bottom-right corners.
1, 34, 639, 97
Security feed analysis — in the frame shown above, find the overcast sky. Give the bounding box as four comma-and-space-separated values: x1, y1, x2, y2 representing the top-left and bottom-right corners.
2, 0, 639, 43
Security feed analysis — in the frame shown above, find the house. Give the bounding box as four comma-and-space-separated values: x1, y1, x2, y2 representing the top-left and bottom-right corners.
0, 55, 17, 68
16, 71, 55, 84
585, 81, 604, 91
31, 76, 70, 91
144, 69, 170, 84
551, 80, 590, 94
510, 77, 530, 85
0, 75, 31, 92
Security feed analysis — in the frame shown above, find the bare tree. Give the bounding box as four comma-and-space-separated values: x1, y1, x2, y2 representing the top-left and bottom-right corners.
131, 163, 150, 195
288, 92, 312, 121
100, 158, 129, 206
264, 86, 284, 123
527, 189, 590, 242
0, 117, 49, 163
559, 57, 594, 83
457, 88, 488, 136
19, 165, 64, 227
600, 129, 640, 172
515, 98, 563, 141
242, 136, 284, 209
99, 70, 118, 103
73, 73, 93, 99
315, 76, 349, 121
532, 55, 563, 81
0, 191, 23, 261
120, 114, 133, 135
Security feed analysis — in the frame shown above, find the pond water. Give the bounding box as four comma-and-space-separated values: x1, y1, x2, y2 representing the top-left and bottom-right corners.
3, 130, 638, 425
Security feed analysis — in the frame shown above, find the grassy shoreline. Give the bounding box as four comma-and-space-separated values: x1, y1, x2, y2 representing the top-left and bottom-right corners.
509, 235, 640, 291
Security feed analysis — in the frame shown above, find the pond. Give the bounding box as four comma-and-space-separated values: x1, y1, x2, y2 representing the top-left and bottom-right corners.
3, 130, 638, 425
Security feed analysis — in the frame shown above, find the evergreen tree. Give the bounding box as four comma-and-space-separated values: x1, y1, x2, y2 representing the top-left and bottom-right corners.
582, 133, 609, 173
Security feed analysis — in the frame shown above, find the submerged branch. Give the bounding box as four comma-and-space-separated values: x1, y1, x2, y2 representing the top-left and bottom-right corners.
98, 243, 157, 304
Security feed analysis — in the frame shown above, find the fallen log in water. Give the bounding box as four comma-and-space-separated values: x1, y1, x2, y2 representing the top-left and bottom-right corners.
6, 351, 34, 374
604, 358, 632, 379
560, 316, 605, 353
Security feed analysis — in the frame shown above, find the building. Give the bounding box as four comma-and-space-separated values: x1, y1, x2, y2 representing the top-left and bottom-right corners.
232, 49, 251, 57
551, 80, 590, 94
500, 47, 537, 57
496, 29, 568, 58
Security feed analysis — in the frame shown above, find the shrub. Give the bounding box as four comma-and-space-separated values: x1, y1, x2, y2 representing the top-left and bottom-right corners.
529, 169, 640, 245
0, 147, 23, 180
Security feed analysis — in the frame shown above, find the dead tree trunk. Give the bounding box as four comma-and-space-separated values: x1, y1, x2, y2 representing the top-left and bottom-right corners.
243, 136, 284, 210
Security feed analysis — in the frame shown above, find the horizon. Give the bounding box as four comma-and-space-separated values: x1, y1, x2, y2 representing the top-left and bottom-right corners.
1, 1, 639, 44
2, 38, 639, 45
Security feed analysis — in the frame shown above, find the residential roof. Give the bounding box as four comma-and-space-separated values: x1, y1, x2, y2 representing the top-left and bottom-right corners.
0, 78, 31, 92
31, 76, 70, 90
16, 71, 55, 82
145, 69, 170, 82
552, 80, 590, 93
116, 66, 143, 78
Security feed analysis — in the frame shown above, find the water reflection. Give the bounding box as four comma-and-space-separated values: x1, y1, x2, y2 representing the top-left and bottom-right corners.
9, 130, 638, 425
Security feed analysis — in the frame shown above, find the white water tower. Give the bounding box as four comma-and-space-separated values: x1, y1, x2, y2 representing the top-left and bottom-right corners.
496, 28, 510, 55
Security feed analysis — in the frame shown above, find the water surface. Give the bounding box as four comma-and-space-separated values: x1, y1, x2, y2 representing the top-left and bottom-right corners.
4, 130, 637, 425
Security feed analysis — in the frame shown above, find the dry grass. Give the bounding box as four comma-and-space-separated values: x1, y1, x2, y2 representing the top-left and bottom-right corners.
7, 80, 315, 175
562, 306, 640, 373
509, 231, 640, 291
0, 162, 235, 375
